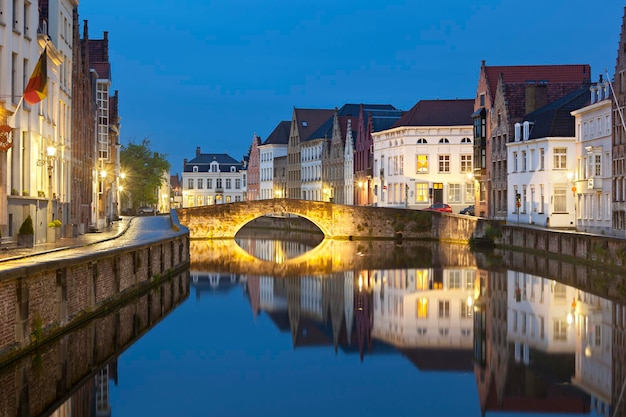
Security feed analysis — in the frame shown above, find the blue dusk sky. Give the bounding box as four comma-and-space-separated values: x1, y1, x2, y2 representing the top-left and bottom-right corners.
78, 1, 624, 174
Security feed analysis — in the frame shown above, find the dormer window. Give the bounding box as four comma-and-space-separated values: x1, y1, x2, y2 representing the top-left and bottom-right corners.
210, 162, 219, 172
230, 166, 236, 172
193, 166, 198, 173
523, 121, 534, 140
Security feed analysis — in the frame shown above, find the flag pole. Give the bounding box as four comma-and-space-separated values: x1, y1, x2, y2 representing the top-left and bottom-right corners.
605, 68, 626, 135
7, 96, 24, 128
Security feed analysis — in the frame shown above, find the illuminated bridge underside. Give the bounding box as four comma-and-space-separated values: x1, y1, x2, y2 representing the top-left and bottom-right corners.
177, 198, 483, 240
190, 239, 476, 278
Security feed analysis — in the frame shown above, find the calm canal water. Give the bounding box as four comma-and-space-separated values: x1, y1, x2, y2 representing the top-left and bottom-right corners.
2, 228, 623, 417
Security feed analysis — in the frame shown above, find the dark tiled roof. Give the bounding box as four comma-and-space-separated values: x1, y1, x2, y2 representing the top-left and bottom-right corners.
170, 174, 181, 188
294, 108, 335, 141
183, 153, 243, 172
263, 121, 290, 145
485, 64, 591, 102
338, 103, 399, 118
308, 103, 402, 141
307, 115, 335, 141
392, 99, 474, 127
524, 88, 589, 139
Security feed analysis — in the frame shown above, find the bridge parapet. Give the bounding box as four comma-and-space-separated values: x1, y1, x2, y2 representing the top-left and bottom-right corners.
177, 199, 487, 241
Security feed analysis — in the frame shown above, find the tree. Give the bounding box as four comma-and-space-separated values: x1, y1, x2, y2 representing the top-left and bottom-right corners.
120, 139, 170, 210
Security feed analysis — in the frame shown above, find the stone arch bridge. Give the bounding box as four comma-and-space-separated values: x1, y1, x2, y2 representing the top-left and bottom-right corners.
176, 198, 485, 241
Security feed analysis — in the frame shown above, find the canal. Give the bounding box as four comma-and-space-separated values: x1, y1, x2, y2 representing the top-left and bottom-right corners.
1, 226, 623, 417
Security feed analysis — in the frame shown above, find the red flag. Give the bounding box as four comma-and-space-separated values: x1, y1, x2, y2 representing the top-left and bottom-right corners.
23, 47, 47, 105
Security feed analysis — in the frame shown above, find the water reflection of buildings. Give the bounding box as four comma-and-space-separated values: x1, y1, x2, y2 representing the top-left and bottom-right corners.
191, 272, 243, 299
190, 238, 626, 417
51, 362, 117, 417
4, 271, 189, 417
474, 268, 593, 415
237, 267, 479, 368
372, 267, 476, 371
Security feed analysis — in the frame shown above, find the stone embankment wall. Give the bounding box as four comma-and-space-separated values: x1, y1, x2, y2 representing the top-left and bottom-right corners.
0, 223, 190, 363
0, 270, 189, 417
496, 224, 626, 270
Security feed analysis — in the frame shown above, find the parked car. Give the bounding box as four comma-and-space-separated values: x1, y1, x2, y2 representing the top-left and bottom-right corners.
460, 205, 475, 216
425, 203, 452, 213
136, 206, 155, 215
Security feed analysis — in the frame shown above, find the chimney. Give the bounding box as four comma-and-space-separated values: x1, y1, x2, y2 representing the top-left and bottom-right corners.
183, 158, 187, 166
196, 147, 201, 157
525, 83, 547, 114
103, 31, 109, 61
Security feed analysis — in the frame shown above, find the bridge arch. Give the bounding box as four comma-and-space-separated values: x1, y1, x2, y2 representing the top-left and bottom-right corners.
177, 198, 484, 241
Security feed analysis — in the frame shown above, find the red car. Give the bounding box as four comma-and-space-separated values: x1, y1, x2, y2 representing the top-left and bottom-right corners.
426, 203, 452, 213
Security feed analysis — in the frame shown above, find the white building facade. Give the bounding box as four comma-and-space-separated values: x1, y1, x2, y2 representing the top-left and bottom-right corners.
300, 139, 325, 201
506, 129, 577, 228
182, 150, 247, 207
259, 143, 287, 199
571, 80, 613, 234
372, 127, 474, 211
2, 0, 75, 244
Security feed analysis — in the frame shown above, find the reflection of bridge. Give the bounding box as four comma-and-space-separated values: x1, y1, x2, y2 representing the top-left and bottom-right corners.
190, 239, 476, 277
178, 198, 484, 240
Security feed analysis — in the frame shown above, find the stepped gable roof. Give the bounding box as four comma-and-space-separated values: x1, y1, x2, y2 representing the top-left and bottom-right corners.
88, 37, 111, 80
294, 108, 335, 141
263, 121, 291, 145
524, 87, 589, 139
391, 99, 474, 128
183, 153, 242, 172
484, 64, 591, 100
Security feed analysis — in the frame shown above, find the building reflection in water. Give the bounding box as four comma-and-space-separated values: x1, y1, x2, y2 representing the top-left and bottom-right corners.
190, 235, 626, 417
0, 271, 189, 417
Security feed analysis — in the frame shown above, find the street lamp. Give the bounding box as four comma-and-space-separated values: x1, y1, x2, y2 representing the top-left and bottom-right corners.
46, 145, 56, 224
100, 169, 107, 229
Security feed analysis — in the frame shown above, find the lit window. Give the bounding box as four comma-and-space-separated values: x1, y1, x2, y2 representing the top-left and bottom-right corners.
416, 298, 428, 318
416, 155, 428, 173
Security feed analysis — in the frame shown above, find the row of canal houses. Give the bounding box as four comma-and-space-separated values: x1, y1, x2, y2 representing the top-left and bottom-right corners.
183, 8, 626, 238
0, 1, 123, 245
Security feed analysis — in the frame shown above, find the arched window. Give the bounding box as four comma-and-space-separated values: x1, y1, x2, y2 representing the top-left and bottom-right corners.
193, 166, 198, 172
461, 137, 472, 143
439, 138, 449, 143
417, 138, 428, 144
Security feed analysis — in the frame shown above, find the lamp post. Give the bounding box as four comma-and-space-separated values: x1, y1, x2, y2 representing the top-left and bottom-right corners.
46, 145, 56, 225
100, 169, 107, 229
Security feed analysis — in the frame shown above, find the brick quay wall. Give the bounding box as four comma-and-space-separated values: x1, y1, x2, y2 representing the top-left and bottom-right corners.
493, 223, 626, 271
0, 214, 190, 364
0, 270, 189, 417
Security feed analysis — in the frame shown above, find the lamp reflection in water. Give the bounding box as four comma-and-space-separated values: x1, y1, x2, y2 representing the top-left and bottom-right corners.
567, 297, 577, 326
